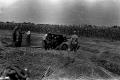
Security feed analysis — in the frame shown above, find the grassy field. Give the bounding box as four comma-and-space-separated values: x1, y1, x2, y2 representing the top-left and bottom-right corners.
1, 30, 120, 80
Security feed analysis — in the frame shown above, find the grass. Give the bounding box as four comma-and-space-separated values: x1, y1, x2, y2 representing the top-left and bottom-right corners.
1, 30, 120, 80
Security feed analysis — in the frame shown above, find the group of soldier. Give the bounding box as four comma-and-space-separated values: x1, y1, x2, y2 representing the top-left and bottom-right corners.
0, 27, 79, 80
12, 26, 79, 52
12, 26, 31, 47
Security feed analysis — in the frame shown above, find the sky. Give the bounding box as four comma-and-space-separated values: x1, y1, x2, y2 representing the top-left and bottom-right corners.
0, 0, 120, 25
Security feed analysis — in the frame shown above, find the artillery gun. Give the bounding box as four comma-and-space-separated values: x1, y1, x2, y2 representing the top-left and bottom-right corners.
42, 33, 79, 51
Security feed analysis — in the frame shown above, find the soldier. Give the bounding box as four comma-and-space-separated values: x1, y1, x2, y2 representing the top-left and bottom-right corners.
42, 33, 48, 50
12, 26, 19, 47
70, 31, 79, 52
26, 31, 31, 47
16, 28, 23, 47
46, 32, 52, 49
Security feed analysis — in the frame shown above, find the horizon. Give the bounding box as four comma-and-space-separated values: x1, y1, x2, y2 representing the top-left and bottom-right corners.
1, 21, 120, 27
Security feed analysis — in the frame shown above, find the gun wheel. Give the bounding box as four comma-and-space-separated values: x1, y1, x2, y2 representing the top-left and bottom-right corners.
61, 44, 68, 50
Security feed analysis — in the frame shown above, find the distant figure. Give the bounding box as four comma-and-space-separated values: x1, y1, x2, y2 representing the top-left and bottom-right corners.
47, 32, 52, 41
16, 28, 23, 47
45, 32, 52, 49
12, 26, 19, 47
26, 31, 31, 47
43, 33, 49, 50
70, 31, 79, 52
47, 32, 53, 49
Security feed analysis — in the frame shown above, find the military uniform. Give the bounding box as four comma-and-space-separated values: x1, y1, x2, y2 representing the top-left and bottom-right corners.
70, 34, 79, 52
12, 26, 19, 47
17, 30, 23, 47
26, 31, 31, 46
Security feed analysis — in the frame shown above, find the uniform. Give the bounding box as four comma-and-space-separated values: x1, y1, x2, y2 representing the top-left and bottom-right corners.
12, 26, 19, 47
70, 34, 79, 51
45, 33, 52, 49
17, 30, 23, 47
26, 31, 31, 46
42, 34, 48, 50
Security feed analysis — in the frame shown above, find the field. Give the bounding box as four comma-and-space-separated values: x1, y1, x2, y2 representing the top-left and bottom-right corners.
1, 30, 120, 80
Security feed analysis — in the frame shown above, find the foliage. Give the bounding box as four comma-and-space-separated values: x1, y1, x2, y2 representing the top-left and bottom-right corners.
0, 22, 120, 40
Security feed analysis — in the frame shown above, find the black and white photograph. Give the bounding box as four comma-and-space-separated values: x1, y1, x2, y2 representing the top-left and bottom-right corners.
0, 0, 120, 80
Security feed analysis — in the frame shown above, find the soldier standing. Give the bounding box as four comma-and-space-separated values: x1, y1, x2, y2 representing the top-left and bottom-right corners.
12, 26, 19, 47
26, 30, 31, 47
70, 31, 79, 52
46, 32, 52, 49
42, 33, 48, 50
17, 28, 23, 47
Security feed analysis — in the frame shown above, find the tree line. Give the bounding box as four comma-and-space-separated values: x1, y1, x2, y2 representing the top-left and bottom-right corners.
0, 21, 120, 40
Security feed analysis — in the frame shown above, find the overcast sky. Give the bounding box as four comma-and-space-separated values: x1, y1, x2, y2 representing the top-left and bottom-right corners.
0, 0, 120, 25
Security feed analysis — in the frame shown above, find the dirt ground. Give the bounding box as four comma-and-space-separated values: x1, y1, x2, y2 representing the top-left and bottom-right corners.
1, 30, 120, 80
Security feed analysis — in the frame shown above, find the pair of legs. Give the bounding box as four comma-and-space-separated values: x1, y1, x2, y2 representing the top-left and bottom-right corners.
15, 41, 22, 47
70, 43, 78, 52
